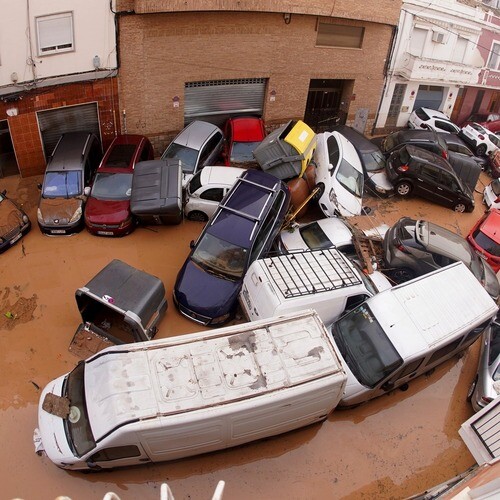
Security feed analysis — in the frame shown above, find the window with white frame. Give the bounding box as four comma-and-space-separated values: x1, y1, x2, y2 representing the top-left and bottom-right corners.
487, 42, 500, 70
36, 12, 74, 55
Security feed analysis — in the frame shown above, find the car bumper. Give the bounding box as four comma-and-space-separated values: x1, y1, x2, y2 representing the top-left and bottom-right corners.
0, 220, 31, 253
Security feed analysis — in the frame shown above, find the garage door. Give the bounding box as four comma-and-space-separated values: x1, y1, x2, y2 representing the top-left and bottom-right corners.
37, 103, 100, 159
184, 78, 266, 127
413, 85, 444, 111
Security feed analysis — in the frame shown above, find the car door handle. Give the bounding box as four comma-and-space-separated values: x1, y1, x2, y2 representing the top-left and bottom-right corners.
437, 187, 443, 190
416, 178, 424, 182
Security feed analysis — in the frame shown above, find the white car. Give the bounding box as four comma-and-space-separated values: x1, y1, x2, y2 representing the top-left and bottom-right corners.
459, 123, 500, 157
483, 179, 500, 210
314, 131, 364, 217
408, 107, 460, 134
184, 166, 245, 221
276, 216, 357, 256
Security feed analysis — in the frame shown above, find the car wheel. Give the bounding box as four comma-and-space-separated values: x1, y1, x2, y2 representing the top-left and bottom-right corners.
390, 267, 415, 283
453, 202, 466, 213
476, 144, 487, 156
396, 181, 412, 197
312, 182, 325, 201
467, 376, 478, 402
187, 210, 208, 222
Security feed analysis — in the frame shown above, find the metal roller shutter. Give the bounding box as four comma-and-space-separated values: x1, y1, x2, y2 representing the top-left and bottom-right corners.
413, 85, 444, 112
184, 78, 266, 127
37, 103, 100, 158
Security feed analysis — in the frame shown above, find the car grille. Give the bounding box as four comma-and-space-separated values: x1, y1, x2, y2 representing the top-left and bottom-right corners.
176, 303, 211, 325
3, 226, 21, 241
90, 223, 121, 229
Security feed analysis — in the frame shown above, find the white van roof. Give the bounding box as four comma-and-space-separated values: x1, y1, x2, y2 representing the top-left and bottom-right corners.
84, 310, 345, 441
368, 262, 498, 359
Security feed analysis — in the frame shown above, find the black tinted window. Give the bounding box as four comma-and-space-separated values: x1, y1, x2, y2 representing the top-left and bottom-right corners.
420, 165, 440, 182
90, 445, 141, 462
427, 338, 462, 365
326, 136, 341, 166
201, 188, 224, 202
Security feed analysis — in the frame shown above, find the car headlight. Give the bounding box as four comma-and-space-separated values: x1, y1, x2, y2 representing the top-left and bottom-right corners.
22, 214, 29, 223
69, 206, 82, 223
37, 208, 43, 223
375, 186, 386, 194
329, 189, 337, 203
119, 217, 132, 229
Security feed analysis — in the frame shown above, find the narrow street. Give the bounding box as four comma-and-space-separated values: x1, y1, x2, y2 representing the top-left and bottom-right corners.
0, 171, 495, 500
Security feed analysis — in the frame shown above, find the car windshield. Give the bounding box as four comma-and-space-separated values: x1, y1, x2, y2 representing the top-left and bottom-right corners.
187, 171, 203, 196
42, 171, 82, 198
90, 172, 133, 200
335, 159, 363, 197
299, 222, 334, 250
162, 143, 198, 173
362, 151, 386, 172
64, 362, 96, 458
332, 304, 403, 388
192, 232, 248, 280
231, 141, 261, 163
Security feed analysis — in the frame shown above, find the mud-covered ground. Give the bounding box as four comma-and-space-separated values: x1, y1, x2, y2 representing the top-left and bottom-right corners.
0, 172, 496, 500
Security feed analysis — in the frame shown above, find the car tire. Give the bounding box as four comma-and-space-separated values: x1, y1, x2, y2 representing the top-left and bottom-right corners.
312, 182, 325, 201
390, 267, 415, 283
467, 376, 478, 402
476, 144, 487, 156
187, 210, 208, 222
453, 202, 466, 213
396, 181, 412, 197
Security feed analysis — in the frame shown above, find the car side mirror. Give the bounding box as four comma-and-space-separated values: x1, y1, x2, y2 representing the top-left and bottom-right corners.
1, 189, 6, 196
84, 186, 91, 196
189, 240, 195, 249
37, 183, 42, 190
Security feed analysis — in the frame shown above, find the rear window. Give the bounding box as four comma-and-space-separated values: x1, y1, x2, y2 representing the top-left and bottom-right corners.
472, 228, 500, 257
362, 150, 386, 172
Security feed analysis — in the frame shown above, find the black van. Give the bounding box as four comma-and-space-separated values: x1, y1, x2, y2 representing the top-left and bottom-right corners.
386, 144, 475, 213
37, 132, 102, 235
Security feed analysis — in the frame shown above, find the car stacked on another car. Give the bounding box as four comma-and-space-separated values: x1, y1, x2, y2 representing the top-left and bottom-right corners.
386, 144, 475, 212
85, 134, 154, 236
458, 122, 500, 157
483, 179, 500, 210
314, 131, 364, 217
222, 116, 266, 168
408, 107, 460, 134
377, 129, 449, 160
383, 216, 499, 300
467, 208, 500, 274
174, 168, 290, 326
438, 132, 488, 171
0, 189, 31, 253
161, 120, 224, 187
333, 125, 393, 197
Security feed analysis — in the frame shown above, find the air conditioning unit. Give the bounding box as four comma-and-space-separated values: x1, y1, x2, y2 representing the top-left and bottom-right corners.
432, 31, 445, 44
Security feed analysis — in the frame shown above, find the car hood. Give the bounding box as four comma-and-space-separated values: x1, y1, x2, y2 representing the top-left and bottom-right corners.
0, 199, 24, 234
175, 259, 242, 319
38, 197, 82, 223
85, 197, 131, 224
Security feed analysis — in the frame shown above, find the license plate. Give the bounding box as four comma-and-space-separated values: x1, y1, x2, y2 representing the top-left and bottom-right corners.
10, 233, 22, 244
97, 231, 114, 236
50, 229, 66, 234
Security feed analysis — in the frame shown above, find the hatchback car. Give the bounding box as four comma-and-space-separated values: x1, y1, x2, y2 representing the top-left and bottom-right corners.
37, 132, 102, 235
408, 107, 460, 134
0, 189, 31, 253
386, 144, 475, 212
458, 123, 500, 157
174, 169, 290, 326
184, 166, 245, 221
467, 209, 500, 273
161, 120, 224, 186
483, 179, 500, 210
333, 125, 393, 197
222, 116, 266, 167
314, 131, 364, 217
85, 134, 154, 236
377, 129, 449, 160
468, 312, 500, 412
383, 217, 500, 300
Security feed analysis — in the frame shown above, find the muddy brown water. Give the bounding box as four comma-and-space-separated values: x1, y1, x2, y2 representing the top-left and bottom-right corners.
0, 173, 495, 500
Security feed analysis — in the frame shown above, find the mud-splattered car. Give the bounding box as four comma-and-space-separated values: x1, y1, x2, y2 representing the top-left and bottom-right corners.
0, 189, 31, 252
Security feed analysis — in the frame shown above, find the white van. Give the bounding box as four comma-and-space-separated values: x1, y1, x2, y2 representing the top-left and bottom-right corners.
34, 310, 346, 471
239, 249, 392, 326
330, 262, 498, 408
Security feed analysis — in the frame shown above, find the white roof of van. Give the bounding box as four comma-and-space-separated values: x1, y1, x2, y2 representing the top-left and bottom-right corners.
84, 311, 345, 441
368, 262, 497, 359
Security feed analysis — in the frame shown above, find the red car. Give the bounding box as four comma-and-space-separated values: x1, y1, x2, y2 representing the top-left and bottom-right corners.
467, 208, 500, 273
85, 134, 154, 236
222, 116, 266, 167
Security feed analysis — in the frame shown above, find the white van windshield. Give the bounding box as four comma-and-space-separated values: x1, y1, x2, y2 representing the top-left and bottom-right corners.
332, 304, 403, 388
65, 362, 96, 457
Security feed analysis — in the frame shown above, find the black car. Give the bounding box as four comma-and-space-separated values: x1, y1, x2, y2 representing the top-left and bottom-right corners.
377, 129, 449, 159
0, 189, 31, 252
333, 125, 393, 197
438, 133, 488, 170
386, 144, 475, 212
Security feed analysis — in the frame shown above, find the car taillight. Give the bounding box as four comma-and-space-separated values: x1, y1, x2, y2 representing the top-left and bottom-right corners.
396, 243, 409, 253
479, 134, 485, 140
397, 165, 409, 172
481, 396, 493, 406
441, 150, 448, 159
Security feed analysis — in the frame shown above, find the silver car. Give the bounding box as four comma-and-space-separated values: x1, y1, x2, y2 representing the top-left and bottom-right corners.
468, 313, 500, 412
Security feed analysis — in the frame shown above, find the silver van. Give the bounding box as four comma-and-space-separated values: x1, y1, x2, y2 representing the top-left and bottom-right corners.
37, 132, 102, 235
331, 262, 498, 407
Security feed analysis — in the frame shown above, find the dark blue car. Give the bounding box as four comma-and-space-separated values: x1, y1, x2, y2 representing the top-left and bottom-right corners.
174, 169, 290, 326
